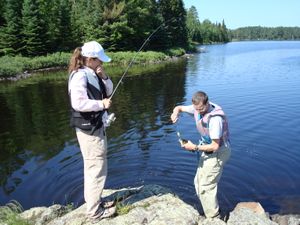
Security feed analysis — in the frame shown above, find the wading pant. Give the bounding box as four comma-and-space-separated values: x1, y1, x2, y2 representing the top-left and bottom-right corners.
194, 145, 231, 218
76, 127, 107, 219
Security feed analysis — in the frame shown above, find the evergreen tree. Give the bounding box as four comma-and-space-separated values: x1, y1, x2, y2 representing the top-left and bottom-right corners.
158, 0, 188, 48
0, 0, 6, 27
122, 0, 163, 51
96, 0, 163, 51
221, 20, 229, 42
57, 0, 73, 51
0, 0, 23, 55
21, 0, 49, 56
186, 6, 202, 43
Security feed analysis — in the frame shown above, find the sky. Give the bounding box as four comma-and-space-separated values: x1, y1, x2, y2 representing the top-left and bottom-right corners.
183, 0, 300, 29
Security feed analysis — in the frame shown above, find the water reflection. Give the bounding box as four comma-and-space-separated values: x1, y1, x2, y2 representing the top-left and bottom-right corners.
1, 42, 300, 215
0, 59, 188, 209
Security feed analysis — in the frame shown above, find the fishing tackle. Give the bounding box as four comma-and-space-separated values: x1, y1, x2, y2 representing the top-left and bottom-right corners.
177, 131, 188, 145
106, 18, 177, 126
109, 18, 177, 99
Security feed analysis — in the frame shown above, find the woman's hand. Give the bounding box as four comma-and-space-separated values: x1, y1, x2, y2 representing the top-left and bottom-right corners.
95, 65, 108, 80
102, 98, 112, 109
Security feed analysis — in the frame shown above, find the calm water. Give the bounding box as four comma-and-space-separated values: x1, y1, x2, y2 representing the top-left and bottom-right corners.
0, 41, 300, 214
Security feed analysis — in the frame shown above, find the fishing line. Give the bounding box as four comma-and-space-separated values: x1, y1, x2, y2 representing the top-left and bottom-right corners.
105, 18, 178, 126
175, 116, 200, 161
109, 17, 178, 99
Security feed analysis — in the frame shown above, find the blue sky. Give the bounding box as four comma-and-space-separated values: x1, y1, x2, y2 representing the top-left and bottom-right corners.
183, 0, 300, 29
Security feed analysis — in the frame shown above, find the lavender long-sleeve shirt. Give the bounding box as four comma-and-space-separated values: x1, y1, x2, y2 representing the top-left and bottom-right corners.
68, 67, 113, 112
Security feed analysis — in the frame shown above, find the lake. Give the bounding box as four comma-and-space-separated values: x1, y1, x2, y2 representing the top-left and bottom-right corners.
0, 41, 300, 215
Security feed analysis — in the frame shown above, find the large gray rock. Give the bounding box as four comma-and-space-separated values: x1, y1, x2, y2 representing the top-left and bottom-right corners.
18, 187, 299, 225
227, 202, 278, 225
21, 184, 200, 225
20, 204, 70, 225
271, 214, 300, 225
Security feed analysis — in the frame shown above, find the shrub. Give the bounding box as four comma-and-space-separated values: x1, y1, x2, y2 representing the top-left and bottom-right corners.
0, 200, 32, 225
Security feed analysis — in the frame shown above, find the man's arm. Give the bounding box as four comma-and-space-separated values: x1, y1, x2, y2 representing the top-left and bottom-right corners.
171, 105, 193, 123
183, 139, 220, 152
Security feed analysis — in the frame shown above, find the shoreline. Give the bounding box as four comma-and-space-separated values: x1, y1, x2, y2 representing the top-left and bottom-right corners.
2, 185, 299, 225
0, 54, 193, 82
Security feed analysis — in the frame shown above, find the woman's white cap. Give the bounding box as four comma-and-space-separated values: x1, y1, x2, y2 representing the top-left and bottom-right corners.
81, 41, 111, 62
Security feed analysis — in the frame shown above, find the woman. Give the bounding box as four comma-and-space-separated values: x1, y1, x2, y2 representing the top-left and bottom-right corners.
68, 41, 116, 221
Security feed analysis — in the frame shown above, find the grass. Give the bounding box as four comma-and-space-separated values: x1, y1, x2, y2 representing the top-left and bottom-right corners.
116, 202, 135, 215
0, 200, 32, 225
0, 48, 186, 79
116, 201, 153, 216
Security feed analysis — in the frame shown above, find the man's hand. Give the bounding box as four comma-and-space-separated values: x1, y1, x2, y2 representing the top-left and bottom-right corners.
182, 140, 197, 151
170, 107, 180, 123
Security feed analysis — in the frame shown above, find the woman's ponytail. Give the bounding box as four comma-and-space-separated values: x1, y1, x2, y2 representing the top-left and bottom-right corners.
68, 47, 84, 73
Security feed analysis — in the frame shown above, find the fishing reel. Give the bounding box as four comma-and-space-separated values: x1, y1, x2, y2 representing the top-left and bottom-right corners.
104, 112, 116, 127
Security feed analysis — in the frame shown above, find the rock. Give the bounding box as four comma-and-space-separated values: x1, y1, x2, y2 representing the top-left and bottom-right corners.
21, 184, 199, 225
18, 187, 299, 225
198, 217, 226, 225
227, 202, 278, 225
271, 214, 300, 225
20, 204, 69, 225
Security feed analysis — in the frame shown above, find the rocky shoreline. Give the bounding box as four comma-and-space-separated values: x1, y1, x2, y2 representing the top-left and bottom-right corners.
18, 184, 299, 225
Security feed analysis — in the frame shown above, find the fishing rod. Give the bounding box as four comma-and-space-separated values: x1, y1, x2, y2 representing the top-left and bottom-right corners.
109, 18, 177, 99
105, 18, 177, 126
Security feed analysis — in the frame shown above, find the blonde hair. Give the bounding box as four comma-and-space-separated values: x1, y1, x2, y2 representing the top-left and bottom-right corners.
68, 47, 87, 73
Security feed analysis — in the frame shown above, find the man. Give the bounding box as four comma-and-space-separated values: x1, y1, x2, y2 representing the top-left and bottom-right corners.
170, 91, 231, 219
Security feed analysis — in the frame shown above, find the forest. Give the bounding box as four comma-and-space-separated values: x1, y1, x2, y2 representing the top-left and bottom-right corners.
0, 0, 230, 57
230, 26, 300, 40
1, 0, 298, 59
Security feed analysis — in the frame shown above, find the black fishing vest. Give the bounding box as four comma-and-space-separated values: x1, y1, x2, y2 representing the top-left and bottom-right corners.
69, 69, 107, 134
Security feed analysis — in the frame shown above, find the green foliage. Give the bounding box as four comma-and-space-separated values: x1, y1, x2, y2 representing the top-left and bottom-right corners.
108, 51, 167, 65
230, 26, 300, 40
0, 200, 32, 225
0, 56, 29, 77
0, 0, 5, 26
164, 47, 186, 56
185, 6, 229, 44
21, 0, 49, 56
0, 0, 23, 56
0, 53, 70, 77
24, 52, 70, 71
0, 51, 179, 78
158, 0, 188, 48
186, 6, 202, 43
116, 202, 135, 215
0, 0, 230, 57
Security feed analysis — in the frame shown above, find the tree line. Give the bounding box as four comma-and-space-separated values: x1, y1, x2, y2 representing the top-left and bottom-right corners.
0, 0, 230, 57
186, 6, 229, 44
230, 26, 300, 40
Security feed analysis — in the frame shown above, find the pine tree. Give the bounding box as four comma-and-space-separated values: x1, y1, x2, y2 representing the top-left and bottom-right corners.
0, 0, 6, 27
57, 0, 73, 51
186, 6, 203, 43
22, 0, 49, 56
158, 0, 188, 48
0, 0, 23, 55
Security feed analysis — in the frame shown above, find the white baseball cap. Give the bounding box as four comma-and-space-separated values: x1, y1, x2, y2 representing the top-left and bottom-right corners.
81, 41, 111, 62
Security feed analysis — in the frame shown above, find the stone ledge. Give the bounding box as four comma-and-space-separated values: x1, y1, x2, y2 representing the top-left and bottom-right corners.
19, 184, 299, 225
